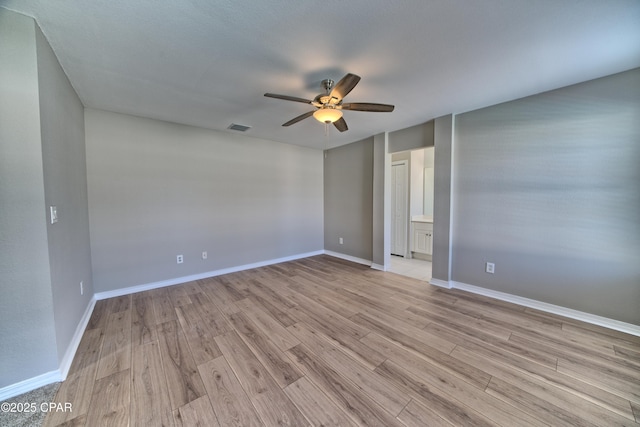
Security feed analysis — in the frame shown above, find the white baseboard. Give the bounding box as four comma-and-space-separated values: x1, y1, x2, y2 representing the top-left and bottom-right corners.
58, 297, 96, 380
451, 280, 640, 337
371, 263, 386, 271
95, 250, 324, 301
0, 297, 96, 401
323, 250, 372, 267
0, 370, 61, 402
429, 278, 452, 289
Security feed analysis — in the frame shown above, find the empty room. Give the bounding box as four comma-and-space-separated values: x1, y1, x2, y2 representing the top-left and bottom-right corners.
1, 1, 639, 426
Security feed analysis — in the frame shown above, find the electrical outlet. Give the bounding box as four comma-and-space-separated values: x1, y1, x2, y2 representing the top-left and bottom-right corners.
80, 281, 83, 295
177, 254, 184, 264
485, 262, 495, 274
339, 237, 344, 245
50, 206, 58, 224
202, 251, 207, 260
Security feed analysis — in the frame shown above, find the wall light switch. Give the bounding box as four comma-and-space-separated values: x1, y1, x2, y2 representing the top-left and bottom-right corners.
50, 206, 58, 224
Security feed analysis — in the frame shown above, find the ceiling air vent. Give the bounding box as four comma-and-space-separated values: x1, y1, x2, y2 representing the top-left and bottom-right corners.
228, 123, 251, 132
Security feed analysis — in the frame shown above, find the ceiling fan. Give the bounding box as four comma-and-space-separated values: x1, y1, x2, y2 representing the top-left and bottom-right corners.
264, 73, 394, 132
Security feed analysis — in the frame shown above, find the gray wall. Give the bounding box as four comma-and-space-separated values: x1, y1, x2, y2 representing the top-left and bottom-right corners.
0, 10, 58, 387
389, 121, 434, 153
452, 68, 640, 325
36, 24, 94, 364
85, 109, 324, 292
324, 137, 374, 261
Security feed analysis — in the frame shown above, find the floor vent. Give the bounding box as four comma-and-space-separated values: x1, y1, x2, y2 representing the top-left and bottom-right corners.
228, 123, 251, 132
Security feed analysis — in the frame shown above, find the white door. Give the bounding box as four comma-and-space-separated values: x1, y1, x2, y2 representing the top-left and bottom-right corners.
391, 161, 408, 256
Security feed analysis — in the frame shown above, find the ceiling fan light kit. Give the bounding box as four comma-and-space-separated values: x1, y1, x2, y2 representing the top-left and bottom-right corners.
313, 108, 342, 123
264, 73, 394, 133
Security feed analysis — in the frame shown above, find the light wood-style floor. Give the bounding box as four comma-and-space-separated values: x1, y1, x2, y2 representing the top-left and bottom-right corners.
45, 255, 640, 426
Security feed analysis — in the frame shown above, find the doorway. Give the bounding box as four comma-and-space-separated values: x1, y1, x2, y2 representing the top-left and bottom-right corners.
387, 147, 434, 281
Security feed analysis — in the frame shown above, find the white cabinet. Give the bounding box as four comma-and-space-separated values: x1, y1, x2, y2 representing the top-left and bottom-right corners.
411, 221, 433, 260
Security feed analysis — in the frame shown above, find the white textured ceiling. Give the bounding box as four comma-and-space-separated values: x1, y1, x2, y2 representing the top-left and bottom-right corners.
4, 0, 640, 149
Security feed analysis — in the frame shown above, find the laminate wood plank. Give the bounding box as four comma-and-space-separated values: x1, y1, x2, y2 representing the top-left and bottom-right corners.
106, 295, 131, 314
86, 299, 109, 330
173, 395, 220, 427
176, 306, 222, 365
152, 288, 178, 324
434, 322, 634, 419
424, 321, 558, 370
374, 360, 496, 427
557, 357, 640, 404
287, 309, 386, 370
396, 399, 455, 427
43, 365, 97, 427
188, 292, 234, 336
337, 286, 432, 330
286, 275, 361, 318
215, 331, 310, 426
215, 273, 251, 299
286, 344, 405, 427
284, 377, 358, 427
348, 303, 456, 354
631, 402, 640, 422
96, 310, 131, 380
228, 311, 303, 388
167, 284, 193, 307
178, 280, 204, 295
511, 332, 640, 380
201, 275, 245, 302
84, 370, 130, 427
360, 332, 491, 392
615, 345, 640, 363
197, 356, 263, 427
486, 376, 601, 427
509, 323, 623, 360
351, 312, 457, 362
199, 279, 241, 316
366, 333, 546, 427
246, 277, 297, 309
429, 294, 564, 334
406, 302, 513, 340
47, 414, 87, 427
175, 302, 205, 330
180, 319, 223, 365
560, 321, 640, 346
131, 295, 157, 346
245, 290, 298, 327
442, 287, 527, 313
43, 330, 103, 426
453, 345, 636, 425
69, 327, 104, 373
561, 322, 640, 355
289, 322, 410, 415
235, 297, 300, 351
157, 320, 207, 409
131, 341, 174, 427
286, 291, 370, 340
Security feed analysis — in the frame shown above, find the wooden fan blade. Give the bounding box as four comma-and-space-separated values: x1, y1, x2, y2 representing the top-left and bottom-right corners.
341, 102, 395, 112
333, 117, 348, 132
329, 73, 361, 101
282, 110, 315, 126
264, 93, 312, 104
